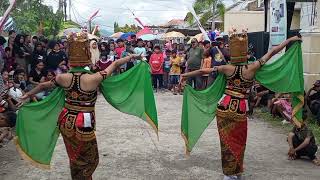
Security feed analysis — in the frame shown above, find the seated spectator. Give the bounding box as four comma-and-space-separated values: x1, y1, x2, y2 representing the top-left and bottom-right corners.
271, 93, 292, 123
13, 69, 27, 91
39, 70, 56, 99
0, 111, 17, 146
0, 111, 16, 128
29, 60, 46, 87
306, 80, 320, 125
200, 49, 212, 89
2, 70, 9, 88
287, 124, 320, 166
253, 84, 275, 108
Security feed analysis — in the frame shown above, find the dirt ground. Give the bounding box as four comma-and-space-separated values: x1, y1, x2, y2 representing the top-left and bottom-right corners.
0, 93, 319, 180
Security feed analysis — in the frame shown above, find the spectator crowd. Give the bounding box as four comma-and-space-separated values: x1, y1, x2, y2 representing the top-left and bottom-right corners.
0, 31, 319, 165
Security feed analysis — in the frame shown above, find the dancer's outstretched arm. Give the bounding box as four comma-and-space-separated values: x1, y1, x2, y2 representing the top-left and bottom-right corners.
251, 35, 302, 71
20, 80, 56, 100
91, 54, 142, 82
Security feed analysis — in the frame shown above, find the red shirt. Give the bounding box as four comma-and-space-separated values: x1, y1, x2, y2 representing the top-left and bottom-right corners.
115, 47, 126, 59
149, 53, 164, 74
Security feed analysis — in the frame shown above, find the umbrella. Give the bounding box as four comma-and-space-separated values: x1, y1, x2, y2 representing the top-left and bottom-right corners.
140, 34, 157, 41
164, 31, 185, 39
187, 33, 204, 44
62, 28, 81, 36
120, 32, 135, 40
136, 27, 153, 38
110, 32, 124, 38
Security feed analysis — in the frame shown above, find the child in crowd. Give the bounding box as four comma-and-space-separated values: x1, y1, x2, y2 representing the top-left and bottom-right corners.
200, 50, 212, 89
149, 46, 164, 91
163, 49, 171, 89
133, 38, 147, 65
169, 51, 182, 95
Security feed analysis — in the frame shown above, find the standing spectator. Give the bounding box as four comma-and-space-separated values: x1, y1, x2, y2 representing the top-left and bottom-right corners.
130, 34, 137, 48
115, 39, 127, 72
0, 36, 6, 93
24, 35, 33, 73
4, 47, 15, 72
31, 42, 46, 69
146, 41, 154, 62
13, 34, 29, 71
31, 36, 38, 50
209, 39, 227, 85
172, 42, 178, 52
288, 125, 320, 165
90, 40, 100, 65
8, 30, 16, 48
169, 51, 182, 95
149, 46, 164, 91
200, 50, 212, 89
96, 43, 116, 71
45, 41, 67, 73
203, 40, 211, 51
186, 38, 203, 90
306, 80, 320, 125
133, 38, 147, 65
163, 50, 172, 89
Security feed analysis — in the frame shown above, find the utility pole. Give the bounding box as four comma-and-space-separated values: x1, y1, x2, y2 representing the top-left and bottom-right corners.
69, 0, 71, 21
64, 0, 67, 21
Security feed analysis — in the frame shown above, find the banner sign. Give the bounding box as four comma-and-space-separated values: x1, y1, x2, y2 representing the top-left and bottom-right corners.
268, 0, 287, 61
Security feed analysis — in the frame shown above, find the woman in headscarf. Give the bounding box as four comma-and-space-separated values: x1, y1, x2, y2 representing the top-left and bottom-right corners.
13, 34, 29, 71
90, 40, 100, 65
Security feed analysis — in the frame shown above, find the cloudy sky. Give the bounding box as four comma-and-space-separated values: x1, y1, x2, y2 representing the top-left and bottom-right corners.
43, 0, 233, 33
43, 0, 193, 32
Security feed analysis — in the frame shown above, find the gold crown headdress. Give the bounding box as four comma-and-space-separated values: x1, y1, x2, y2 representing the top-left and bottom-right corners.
67, 32, 91, 67
229, 28, 248, 64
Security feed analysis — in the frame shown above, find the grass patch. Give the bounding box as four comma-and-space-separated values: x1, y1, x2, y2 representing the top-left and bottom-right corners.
254, 107, 320, 144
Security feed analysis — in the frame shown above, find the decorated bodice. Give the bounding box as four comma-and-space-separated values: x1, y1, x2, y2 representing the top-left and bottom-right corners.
64, 73, 97, 111
225, 65, 254, 97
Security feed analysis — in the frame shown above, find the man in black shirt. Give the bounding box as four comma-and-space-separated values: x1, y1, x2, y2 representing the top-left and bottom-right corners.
45, 41, 67, 72
288, 124, 320, 165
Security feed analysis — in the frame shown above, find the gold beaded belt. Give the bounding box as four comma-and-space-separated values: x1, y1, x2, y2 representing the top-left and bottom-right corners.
65, 103, 95, 112
225, 89, 247, 99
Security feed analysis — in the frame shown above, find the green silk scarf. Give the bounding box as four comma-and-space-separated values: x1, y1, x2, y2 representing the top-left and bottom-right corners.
15, 61, 158, 168
181, 42, 304, 153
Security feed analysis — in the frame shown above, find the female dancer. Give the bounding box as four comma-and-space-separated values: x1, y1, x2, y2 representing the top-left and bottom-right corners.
180, 34, 302, 180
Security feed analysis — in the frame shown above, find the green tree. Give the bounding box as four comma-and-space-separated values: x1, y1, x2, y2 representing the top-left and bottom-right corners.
186, 0, 225, 30
113, 22, 140, 33
1, 0, 63, 37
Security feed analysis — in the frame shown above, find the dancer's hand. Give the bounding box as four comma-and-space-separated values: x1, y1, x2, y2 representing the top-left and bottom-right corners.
178, 76, 187, 91
20, 93, 30, 102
